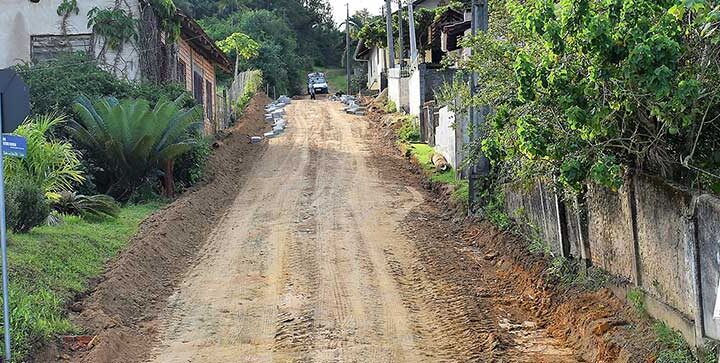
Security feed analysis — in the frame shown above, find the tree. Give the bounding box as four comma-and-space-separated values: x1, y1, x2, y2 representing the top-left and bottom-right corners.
216, 32, 260, 76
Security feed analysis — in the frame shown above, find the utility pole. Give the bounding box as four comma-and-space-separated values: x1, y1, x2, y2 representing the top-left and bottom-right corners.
346, 3, 351, 95
468, 0, 490, 215
385, 0, 396, 67
397, 0, 405, 65
408, 2, 417, 63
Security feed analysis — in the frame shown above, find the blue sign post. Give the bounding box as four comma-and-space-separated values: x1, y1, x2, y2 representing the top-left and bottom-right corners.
0, 68, 30, 362
2, 135, 27, 159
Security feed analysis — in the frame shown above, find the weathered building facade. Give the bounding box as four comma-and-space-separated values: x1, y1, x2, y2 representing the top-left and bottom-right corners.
0, 0, 231, 134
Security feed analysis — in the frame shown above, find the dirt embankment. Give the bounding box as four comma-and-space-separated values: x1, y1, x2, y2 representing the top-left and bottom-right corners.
35, 93, 272, 363
364, 103, 659, 362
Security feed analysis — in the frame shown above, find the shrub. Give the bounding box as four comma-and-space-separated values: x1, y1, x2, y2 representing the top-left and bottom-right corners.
175, 135, 212, 189
129, 82, 196, 109
53, 192, 120, 219
398, 116, 420, 143
384, 99, 397, 113
4, 114, 84, 202
233, 70, 263, 117
6, 180, 50, 233
70, 95, 202, 200
15, 53, 130, 115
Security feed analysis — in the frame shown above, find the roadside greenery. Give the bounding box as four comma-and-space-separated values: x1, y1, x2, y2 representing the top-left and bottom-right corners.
216, 32, 260, 77
447, 0, 720, 196
405, 143, 469, 204
16, 53, 195, 116
2, 202, 161, 359
71, 95, 203, 200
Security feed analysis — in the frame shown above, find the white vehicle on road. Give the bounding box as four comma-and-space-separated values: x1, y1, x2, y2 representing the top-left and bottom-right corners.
307, 72, 329, 94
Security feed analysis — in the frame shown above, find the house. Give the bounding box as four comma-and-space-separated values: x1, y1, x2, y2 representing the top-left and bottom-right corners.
0, 0, 232, 135
354, 40, 388, 92
406, 1, 473, 174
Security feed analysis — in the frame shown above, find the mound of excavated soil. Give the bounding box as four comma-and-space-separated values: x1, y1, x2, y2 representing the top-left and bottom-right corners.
34, 93, 272, 363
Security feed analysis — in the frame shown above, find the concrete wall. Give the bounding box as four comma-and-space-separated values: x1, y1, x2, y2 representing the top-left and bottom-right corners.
633, 175, 696, 319
587, 183, 637, 282
434, 106, 457, 169
387, 67, 410, 112
408, 64, 455, 117
697, 195, 720, 340
409, 66, 423, 117
505, 181, 564, 257
0, 0, 141, 80
500, 175, 720, 347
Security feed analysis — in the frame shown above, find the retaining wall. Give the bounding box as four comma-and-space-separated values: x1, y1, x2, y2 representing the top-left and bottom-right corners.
502, 175, 720, 346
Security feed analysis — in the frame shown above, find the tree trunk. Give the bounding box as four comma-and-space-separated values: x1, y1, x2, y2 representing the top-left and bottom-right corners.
163, 160, 176, 198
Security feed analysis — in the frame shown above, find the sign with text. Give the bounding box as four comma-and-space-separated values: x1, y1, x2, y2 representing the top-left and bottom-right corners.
2, 134, 26, 158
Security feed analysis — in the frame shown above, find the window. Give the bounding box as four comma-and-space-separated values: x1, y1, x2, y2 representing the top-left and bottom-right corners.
31, 34, 93, 63
205, 80, 213, 120
193, 71, 204, 105
177, 60, 187, 86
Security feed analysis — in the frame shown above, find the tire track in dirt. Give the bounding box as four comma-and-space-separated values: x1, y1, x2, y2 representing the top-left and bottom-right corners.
145, 98, 588, 363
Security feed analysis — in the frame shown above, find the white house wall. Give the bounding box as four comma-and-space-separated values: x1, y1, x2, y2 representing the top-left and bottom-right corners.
0, 0, 141, 80
435, 105, 458, 170
366, 47, 386, 91
408, 65, 422, 116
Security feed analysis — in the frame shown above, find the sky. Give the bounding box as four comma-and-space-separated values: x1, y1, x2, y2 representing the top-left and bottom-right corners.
329, 0, 388, 25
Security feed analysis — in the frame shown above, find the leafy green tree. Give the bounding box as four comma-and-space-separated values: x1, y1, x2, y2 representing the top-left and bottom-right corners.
201, 10, 305, 94
450, 0, 720, 194
216, 32, 260, 76
70, 96, 203, 200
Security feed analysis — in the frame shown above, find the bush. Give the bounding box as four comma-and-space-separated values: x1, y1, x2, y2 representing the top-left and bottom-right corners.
15, 53, 130, 115
6, 180, 50, 233
16, 52, 196, 116
70, 96, 202, 200
5, 114, 84, 202
398, 116, 420, 143
129, 82, 196, 109
384, 99, 397, 113
175, 135, 213, 189
53, 192, 120, 219
233, 70, 263, 117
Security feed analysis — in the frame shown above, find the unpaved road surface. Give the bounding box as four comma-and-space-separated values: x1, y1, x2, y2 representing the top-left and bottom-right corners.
147, 99, 580, 362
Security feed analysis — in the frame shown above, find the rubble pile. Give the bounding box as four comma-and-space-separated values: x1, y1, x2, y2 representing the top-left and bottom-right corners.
331, 95, 366, 116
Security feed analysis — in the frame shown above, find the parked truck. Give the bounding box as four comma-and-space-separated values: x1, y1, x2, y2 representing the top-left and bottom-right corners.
307, 72, 329, 94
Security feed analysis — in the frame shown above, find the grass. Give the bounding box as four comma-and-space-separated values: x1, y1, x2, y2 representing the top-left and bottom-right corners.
313, 67, 347, 93
405, 143, 469, 203
3, 202, 162, 360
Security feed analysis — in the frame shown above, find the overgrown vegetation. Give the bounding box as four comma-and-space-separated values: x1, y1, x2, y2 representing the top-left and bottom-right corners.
15, 53, 195, 116
71, 95, 203, 200
405, 143, 469, 203
446, 0, 720, 198
233, 70, 263, 116
397, 116, 420, 143
1, 202, 161, 358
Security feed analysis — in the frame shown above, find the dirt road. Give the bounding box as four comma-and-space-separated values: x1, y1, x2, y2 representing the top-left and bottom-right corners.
146, 99, 580, 362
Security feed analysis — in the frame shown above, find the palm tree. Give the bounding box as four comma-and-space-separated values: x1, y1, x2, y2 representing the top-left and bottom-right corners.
70, 95, 202, 199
